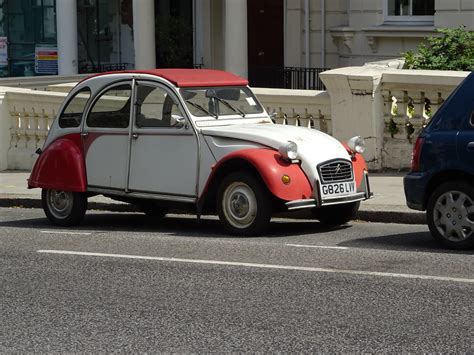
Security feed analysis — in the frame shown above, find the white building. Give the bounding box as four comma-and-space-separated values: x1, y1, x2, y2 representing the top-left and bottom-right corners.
0, 0, 472, 88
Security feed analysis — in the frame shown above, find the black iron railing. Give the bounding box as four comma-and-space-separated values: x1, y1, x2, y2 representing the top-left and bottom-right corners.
249, 66, 329, 90
79, 63, 129, 74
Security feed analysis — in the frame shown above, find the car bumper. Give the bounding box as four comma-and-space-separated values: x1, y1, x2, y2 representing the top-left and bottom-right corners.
404, 172, 429, 211
286, 172, 373, 210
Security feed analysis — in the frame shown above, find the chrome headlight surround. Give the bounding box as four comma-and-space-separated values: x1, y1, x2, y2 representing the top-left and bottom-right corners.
347, 136, 365, 155
279, 141, 298, 161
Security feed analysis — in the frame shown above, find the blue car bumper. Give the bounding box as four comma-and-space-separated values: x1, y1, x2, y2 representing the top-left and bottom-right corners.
404, 172, 430, 211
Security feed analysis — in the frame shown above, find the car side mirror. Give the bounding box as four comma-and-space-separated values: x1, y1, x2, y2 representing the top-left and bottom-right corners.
170, 114, 186, 128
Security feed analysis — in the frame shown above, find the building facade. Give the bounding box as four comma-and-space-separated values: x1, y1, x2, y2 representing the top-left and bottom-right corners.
0, 0, 472, 87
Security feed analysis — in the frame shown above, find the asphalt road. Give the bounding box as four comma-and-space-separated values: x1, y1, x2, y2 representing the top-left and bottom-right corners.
0, 208, 473, 352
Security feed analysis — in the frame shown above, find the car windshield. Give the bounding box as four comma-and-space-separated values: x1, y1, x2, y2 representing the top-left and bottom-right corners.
180, 86, 264, 119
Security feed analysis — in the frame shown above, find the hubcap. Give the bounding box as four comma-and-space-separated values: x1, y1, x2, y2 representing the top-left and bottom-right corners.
222, 182, 257, 229
47, 190, 73, 220
433, 190, 474, 242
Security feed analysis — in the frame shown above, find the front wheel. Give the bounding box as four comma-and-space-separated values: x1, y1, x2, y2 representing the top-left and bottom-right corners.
312, 201, 360, 226
41, 189, 87, 226
426, 181, 474, 250
217, 172, 272, 236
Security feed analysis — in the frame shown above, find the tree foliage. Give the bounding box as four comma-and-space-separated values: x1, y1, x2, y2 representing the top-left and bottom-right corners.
403, 27, 474, 71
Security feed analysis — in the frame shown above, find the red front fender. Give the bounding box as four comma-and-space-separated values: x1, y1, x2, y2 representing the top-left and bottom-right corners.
209, 148, 313, 201
28, 134, 87, 192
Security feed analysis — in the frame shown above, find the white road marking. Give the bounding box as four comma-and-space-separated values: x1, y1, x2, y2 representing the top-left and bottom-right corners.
286, 243, 349, 250
40, 230, 93, 236
37, 250, 474, 284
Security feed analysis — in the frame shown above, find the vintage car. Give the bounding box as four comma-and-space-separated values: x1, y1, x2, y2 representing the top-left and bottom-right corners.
28, 69, 372, 235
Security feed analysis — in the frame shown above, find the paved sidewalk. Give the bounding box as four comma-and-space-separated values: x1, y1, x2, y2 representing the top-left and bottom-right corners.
0, 171, 426, 224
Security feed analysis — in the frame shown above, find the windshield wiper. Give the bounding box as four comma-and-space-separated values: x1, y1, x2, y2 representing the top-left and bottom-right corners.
186, 100, 218, 119
210, 96, 246, 117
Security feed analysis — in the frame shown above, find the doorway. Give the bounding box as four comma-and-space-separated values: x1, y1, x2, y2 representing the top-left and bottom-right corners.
247, 0, 284, 87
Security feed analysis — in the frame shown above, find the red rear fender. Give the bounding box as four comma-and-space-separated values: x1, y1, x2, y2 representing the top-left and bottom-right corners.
28, 134, 87, 192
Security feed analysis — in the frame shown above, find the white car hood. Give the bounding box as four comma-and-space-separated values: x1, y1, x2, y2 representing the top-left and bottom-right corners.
201, 123, 350, 163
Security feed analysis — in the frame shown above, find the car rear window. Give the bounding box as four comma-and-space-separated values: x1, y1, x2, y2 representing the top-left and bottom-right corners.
87, 84, 132, 129
58, 87, 91, 128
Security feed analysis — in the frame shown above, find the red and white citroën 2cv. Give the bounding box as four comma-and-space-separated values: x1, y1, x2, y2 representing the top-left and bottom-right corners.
29, 69, 371, 235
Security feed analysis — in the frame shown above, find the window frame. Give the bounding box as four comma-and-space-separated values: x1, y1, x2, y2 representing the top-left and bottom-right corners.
85, 81, 133, 130
384, 0, 435, 25
134, 81, 187, 130
58, 87, 91, 129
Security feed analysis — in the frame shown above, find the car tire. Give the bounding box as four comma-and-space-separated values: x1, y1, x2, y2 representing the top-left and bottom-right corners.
312, 201, 360, 226
426, 181, 474, 250
41, 189, 87, 226
217, 172, 272, 236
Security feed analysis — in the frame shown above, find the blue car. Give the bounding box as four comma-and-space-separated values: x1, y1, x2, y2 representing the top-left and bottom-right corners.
404, 72, 474, 250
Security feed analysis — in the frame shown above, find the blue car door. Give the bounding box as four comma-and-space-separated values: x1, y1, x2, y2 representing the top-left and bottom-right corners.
456, 110, 474, 175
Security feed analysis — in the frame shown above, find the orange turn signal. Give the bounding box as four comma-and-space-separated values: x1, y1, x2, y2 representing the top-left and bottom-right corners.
282, 175, 291, 185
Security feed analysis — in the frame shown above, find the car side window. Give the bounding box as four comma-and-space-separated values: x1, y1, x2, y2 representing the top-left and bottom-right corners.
58, 88, 91, 128
87, 84, 132, 128
135, 84, 184, 128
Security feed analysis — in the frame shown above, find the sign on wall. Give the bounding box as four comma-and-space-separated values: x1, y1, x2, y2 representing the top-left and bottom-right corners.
0, 37, 8, 68
35, 46, 58, 75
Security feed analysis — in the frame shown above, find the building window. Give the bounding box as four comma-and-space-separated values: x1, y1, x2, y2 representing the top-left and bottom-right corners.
0, 0, 57, 77
385, 0, 435, 24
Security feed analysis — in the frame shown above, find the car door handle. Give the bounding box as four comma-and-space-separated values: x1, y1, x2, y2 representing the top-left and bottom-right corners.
467, 142, 474, 151
132, 133, 139, 139
80, 132, 89, 137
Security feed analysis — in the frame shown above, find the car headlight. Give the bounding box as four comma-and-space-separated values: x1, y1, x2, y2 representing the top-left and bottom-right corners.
279, 141, 298, 161
347, 136, 365, 154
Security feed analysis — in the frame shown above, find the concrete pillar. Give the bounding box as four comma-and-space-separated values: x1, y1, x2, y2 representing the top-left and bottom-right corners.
0, 90, 9, 171
56, 0, 78, 75
223, 0, 247, 78
320, 67, 386, 170
133, 0, 156, 69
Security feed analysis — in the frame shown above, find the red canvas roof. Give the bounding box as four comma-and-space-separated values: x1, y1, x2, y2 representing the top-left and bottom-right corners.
84, 69, 249, 87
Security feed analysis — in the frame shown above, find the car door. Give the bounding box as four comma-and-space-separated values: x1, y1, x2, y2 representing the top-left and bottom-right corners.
82, 81, 132, 190
127, 80, 199, 199
456, 110, 474, 174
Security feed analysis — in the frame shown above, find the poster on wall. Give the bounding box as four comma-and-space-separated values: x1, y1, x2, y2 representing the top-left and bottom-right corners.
0, 37, 8, 68
35, 46, 58, 75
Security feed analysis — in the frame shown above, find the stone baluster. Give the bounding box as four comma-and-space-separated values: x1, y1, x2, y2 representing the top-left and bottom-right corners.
9, 106, 20, 149
382, 89, 393, 121
390, 90, 409, 139
286, 108, 299, 126
299, 108, 313, 128
318, 110, 328, 134
409, 91, 425, 121
28, 108, 40, 153
17, 109, 29, 151
37, 109, 49, 148
274, 107, 287, 125
429, 92, 446, 118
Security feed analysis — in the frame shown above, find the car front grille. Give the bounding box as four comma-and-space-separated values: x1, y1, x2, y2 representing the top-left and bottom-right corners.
318, 160, 353, 183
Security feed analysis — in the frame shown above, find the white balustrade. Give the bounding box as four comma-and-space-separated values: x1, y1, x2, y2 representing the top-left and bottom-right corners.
2, 88, 67, 170
252, 87, 332, 135
380, 70, 468, 170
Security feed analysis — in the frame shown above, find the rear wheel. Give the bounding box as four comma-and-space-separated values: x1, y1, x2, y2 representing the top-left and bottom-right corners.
41, 189, 87, 226
313, 201, 360, 226
217, 172, 272, 236
426, 181, 474, 250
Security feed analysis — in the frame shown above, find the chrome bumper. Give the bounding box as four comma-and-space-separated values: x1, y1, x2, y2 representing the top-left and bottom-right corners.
285, 170, 373, 211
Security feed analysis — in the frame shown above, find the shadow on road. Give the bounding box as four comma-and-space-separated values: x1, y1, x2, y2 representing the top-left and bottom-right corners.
0, 212, 349, 239
339, 231, 474, 255
1, 211, 472, 255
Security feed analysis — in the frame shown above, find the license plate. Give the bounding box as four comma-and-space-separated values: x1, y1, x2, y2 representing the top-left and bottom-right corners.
320, 181, 356, 198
